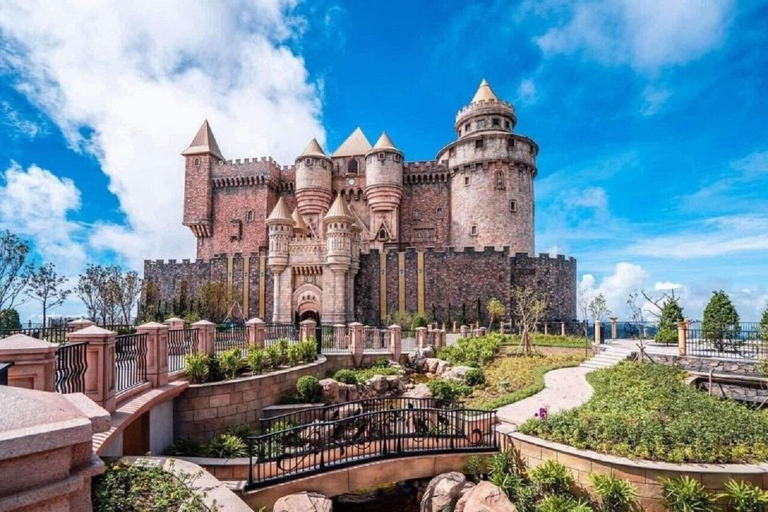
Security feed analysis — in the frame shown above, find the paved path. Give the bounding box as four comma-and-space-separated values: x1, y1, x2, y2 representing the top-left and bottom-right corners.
496, 343, 635, 427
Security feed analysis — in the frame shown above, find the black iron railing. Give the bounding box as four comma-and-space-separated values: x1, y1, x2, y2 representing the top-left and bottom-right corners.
55, 342, 88, 393
363, 326, 389, 351
401, 329, 417, 352
265, 324, 299, 347
317, 325, 348, 354
617, 321, 658, 340
0, 326, 69, 344
168, 328, 199, 373
687, 321, 766, 360
0, 362, 12, 385
215, 324, 247, 353
115, 332, 148, 393
247, 406, 496, 488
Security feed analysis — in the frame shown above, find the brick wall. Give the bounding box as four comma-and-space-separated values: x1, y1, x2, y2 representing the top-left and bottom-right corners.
510, 253, 577, 321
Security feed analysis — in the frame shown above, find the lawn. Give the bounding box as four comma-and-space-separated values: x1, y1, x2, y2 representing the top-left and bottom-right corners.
519, 361, 768, 463
502, 333, 590, 349
465, 352, 587, 410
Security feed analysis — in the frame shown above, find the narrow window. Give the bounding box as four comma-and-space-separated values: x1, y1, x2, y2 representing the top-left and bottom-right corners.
194, 157, 201, 166
436, 207, 444, 219
504, 120, 511, 129
378, 228, 387, 240
378, 152, 386, 161
508, 138, 515, 150
347, 159, 358, 174
449, 147, 456, 157
394, 154, 401, 162
492, 118, 500, 127
305, 158, 312, 165
464, 175, 470, 186
413, 209, 421, 220
246, 210, 254, 222
495, 172, 505, 189
470, 225, 478, 236
475, 139, 484, 149
510, 200, 517, 212
464, 123, 470, 132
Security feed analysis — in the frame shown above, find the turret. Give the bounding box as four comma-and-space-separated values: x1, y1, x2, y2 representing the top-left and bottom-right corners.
295, 138, 333, 233
182, 120, 224, 238
454, 79, 516, 139
323, 194, 354, 271
364, 132, 404, 245
266, 197, 293, 274
292, 208, 308, 240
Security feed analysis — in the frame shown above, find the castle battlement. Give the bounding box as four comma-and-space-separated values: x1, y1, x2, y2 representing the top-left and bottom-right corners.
455, 98, 515, 118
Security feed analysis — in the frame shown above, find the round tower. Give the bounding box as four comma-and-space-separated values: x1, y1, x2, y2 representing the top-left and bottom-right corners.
364, 132, 403, 245
295, 138, 333, 234
436, 79, 537, 254
266, 197, 294, 274
323, 194, 355, 323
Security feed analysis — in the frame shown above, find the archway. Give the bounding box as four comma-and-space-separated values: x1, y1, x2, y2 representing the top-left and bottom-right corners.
293, 283, 322, 325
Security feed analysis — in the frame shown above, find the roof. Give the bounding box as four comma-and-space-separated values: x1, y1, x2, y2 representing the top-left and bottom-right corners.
292, 208, 308, 233
267, 197, 293, 223
324, 193, 353, 221
299, 138, 328, 159
372, 131, 398, 151
181, 119, 224, 160
471, 79, 499, 103
332, 127, 372, 157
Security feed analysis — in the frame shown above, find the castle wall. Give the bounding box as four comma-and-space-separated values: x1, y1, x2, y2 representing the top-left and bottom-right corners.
510, 253, 577, 321
400, 180, 451, 247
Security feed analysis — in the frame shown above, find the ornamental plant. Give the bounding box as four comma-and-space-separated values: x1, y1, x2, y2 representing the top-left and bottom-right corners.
528, 459, 574, 496
296, 375, 322, 403
719, 480, 768, 512
183, 353, 209, 384
760, 306, 768, 342
655, 297, 684, 344
246, 347, 267, 374
427, 379, 472, 403
702, 290, 740, 344
589, 473, 638, 512
333, 369, 358, 385
205, 433, 247, 458
661, 476, 714, 512
464, 367, 486, 387
217, 348, 242, 380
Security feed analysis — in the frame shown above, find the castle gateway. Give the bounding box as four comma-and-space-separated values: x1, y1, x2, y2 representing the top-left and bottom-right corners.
144, 80, 577, 325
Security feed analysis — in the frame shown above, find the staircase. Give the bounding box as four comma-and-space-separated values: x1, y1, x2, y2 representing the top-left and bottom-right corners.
579, 344, 636, 370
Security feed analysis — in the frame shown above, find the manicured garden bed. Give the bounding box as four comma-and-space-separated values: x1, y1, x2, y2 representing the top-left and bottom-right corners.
502, 333, 590, 349
519, 361, 768, 463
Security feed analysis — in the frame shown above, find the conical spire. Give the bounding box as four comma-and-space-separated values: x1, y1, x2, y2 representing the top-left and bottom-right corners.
267, 197, 293, 224
324, 193, 353, 221
373, 132, 397, 150
471, 79, 498, 103
332, 127, 372, 157
292, 208, 308, 233
182, 119, 224, 160
299, 138, 327, 158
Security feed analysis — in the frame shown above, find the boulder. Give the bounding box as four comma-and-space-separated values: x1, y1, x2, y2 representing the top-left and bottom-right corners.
434, 360, 451, 376
273, 491, 333, 512
385, 375, 403, 391
335, 403, 363, 420
338, 382, 358, 402
300, 421, 333, 444
444, 365, 473, 381
421, 472, 474, 512
455, 481, 516, 512
403, 383, 432, 399
408, 346, 435, 367
366, 375, 389, 394
319, 378, 340, 403
424, 358, 441, 374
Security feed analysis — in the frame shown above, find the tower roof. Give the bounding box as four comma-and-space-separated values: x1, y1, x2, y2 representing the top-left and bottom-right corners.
267, 197, 293, 224
292, 208, 308, 233
373, 132, 397, 150
182, 119, 224, 160
332, 127, 372, 157
298, 138, 328, 159
324, 193, 353, 221
471, 79, 499, 103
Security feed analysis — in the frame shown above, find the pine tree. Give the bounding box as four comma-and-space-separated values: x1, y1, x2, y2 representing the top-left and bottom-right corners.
702, 290, 740, 346
654, 297, 684, 343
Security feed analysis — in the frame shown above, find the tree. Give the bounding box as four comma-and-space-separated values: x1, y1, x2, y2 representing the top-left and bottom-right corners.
0, 308, 21, 330
655, 297, 684, 343
114, 270, 142, 324
626, 292, 644, 322
761, 306, 768, 342
196, 281, 237, 324
76, 264, 106, 321
0, 230, 33, 310
26, 263, 71, 328
702, 290, 740, 347
588, 294, 610, 322
577, 288, 591, 337
77, 265, 141, 325
511, 286, 548, 356
487, 297, 505, 331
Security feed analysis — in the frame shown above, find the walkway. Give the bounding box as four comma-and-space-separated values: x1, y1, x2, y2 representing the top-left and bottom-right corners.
496, 343, 636, 427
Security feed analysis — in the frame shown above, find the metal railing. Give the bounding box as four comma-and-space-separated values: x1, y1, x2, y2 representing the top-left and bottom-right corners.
0, 362, 12, 385
168, 328, 198, 373
687, 321, 766, 360
55, 342, 88, 393
215, 324, 247, 353
0, 325, 69, 344
401, 330, 417, 352
317, 325, 348, 354
617, 321, 659, 340
247, 406, 496, 488
265, 324, 299, 347
115, 332, 148, 393
363, 326, 389, 351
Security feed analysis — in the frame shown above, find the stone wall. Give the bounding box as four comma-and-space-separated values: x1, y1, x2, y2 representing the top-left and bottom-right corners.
400, 175, 451, 247
654, 354, 761, 376
510, 252, 577, 321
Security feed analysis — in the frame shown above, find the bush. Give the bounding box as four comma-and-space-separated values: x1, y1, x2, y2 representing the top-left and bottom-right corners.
266, 345, 282, 369
589, 473, 638, 512
0, 308, 21, 330
163, 437, 205, 457
300, 339, 318, 362
528, 459, 573, 496
702, 290, 740, 341
719, 480, 768, 512
333, 369, 358, 385
287, 344, 303, 367
354, 365, 401, 381
296, 375, 322, 403
760, 307, 768, 342
183, 353, 209, 384
247, 347, 267, 374
372, 357, 390, 368
225, 423, 258, 441
427, 379, 472, 403
217, 348, 242, 380
437, 334, 502, 367
464, 367, 486, 387
655, 297, 684, 343
661, 476, 714, 512
535, 495, 591, 512
206, 433, 247, 458
411, 313, 428, 329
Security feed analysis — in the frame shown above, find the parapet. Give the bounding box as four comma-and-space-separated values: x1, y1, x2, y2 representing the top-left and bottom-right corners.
455, 98, 515, 124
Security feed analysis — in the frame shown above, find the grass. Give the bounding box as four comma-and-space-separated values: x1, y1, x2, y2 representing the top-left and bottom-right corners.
465, 352, 587, 410
503, 333, 590, 349
519, 361, 768, 464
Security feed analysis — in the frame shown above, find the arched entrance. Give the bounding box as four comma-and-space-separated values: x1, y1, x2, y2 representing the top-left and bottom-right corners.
293, 283, 321, 325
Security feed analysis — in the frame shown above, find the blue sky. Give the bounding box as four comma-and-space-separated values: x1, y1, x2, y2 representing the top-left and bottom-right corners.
0, 0, 766, 322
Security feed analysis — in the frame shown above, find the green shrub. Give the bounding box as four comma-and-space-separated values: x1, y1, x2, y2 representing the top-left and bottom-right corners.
760, 307, 768, 342
354, 365, 401, 381
217, 348, 242, 380
661, 476, 714, 512
589, 473, 638, 512
702, 290, 741, 342
529, 459, 574, 496
655, 297, 684, 343
373, 357, 390, 368
225, 423, 258, 441
535, 495, 591, 512
296, 375, 322, 403
287, 344, 303, 367
163, 437, 204, 457
412, 313, 428, 329
206, 433, 247, 458
462, 454, 488, 482
299, 340, 318, 362
427, 379, 472, 402
437, 334, 502, 367
719, 480, 768, 512
266, 345, 282, 369
247, 347, 267, 374
333, 369, 358, 385
464, 367, 486, 386
183, 353, 209, 384
0, 308, 21, 330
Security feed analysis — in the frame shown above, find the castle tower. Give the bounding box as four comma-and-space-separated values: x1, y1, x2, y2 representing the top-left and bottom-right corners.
437, 79, 536, 254
322, 194, 354, 324
292, 208, 308, 240
364, 132, 404, 248
266, 197, 294, 323
181, 120, 224, 241
295, 138, 333, 237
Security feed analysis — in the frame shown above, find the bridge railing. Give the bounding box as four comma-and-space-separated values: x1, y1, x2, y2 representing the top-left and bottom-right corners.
246, 406, 496, 488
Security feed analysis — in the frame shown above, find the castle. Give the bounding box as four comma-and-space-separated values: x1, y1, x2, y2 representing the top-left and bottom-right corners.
145, 80, 577, 325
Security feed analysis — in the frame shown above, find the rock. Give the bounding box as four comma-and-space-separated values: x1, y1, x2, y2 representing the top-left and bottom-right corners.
273, 491, 332, 512
300, 421, 333, 444
338, 382, 358, 402
335, 403, 363, 420
444, 365, 473, 381
434, 360, 451, 376
319, 378, 340, 403
455, 481, 516, 512
367, 375, 390, 394
421, 472, 474, 512
408, 346, 435, 366
385, 375, 403, 391
424, 358, 441, 374
403, 383, 432, 399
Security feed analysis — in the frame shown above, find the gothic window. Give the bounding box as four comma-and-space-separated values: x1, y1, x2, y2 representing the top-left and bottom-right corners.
475, 139, 484, 149
436, 207, 444, 219
347, 159, 358, 174
194, 157, 201, 166
378, 228, 387, 241
246, 210, 254, 222
464, 175, 470, 186
470, 224, 478, 236
510, 200, 517, 212
495, 172, 505, 190
413, 209, 421, 220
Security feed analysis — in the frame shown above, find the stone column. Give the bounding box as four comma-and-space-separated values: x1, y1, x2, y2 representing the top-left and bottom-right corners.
561, 322, 566, 336
137, 322, 169, 388
593, 321, 602, 347
0, 334, 57, 391
68, 325, 117, 413
246, 318, 266, 349
452, 321, 457, 333
416, 327, 427, 348
349, 322, 364, 367
389, 325, 402, 361
300, 319, 317, 342
677, 320, 689, 357
164, 317, 185, 331
610, 317, 618, 340
336, 323, 349, 349
191, 320, 216, 356
460, 325, 470, 338
67, 318, 96, 332
440, 329, 447, 349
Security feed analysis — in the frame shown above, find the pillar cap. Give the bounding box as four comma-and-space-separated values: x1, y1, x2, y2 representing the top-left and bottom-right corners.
67, 318, 95, 327
191, 320, 216, 327
0, 334, 58, 354
246, 317, 266, 325
416, 327, 427, 331
67, 325, 115, 337
300, 319, 317, 325
137, 321, 168, 330
349, 322, 363, 327
388, 324, 402, 330
164, 317, 185, 323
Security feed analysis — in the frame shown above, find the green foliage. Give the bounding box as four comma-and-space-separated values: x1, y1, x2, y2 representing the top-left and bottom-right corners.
702, 290, 741, 341
163, 437, 205, 457
438, 334, 503, 367
719, 480, 768, 512
760, 307, 768, 342
353, 365, 401, 381
655, 297, 684, 343
427, 379, 472, 402
372, 357, 390, 368
520, 362, 768, 463
535, 495, 592, 512
265, 345, 282, 369
299, 340, 318, 363
487, 297, 505, 326
183, 353, 210, 384
462, 455, 488, 482
0, 308, 20, 329
287, 344, 303, 367
464, 367, 486, 386
504, 333, 589, 347
529, 459, 574, 496
333, 369, 358, 385
217, 348, 242, 380
246, 347, 267, 374
182, 311, 201, 324
589, 473, 638, 512
225, 423, 258, 441
92, 460, 212, 512
411, 313, 428, 329
206, 433, 247, 458
296, 375, 322, 403
661, 476, 714, 512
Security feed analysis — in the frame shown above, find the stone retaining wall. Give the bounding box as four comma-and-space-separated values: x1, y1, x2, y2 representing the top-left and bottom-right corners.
654, 354, 760, 376
497, 426, 768, 512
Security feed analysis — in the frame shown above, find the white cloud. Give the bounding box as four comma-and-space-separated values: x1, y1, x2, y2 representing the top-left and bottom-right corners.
516, 78, 538, 105
534, 0, 734, 74
0, 1, 325, 268
579, 262, 649, 318
0, 101, 45, 139
640, 85, 671, 116
654, 281, 683, 291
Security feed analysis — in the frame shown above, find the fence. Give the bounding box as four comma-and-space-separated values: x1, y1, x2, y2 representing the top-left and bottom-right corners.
616, 321, 659, 340
246, 406, 496, 488
265, 323, 299, 347
317, 325, 348, 354
115, 332, 148, 393
214, 324, 247, 353
168, 328, 199, 373
401, 329, 417, 352
0, 325, 69, 344
687, 321, 766, 360
0, 362, 12, 385
55, 342, 88, 393
363, 326, 389, 351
